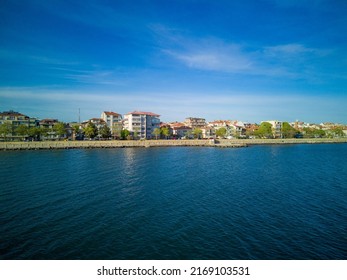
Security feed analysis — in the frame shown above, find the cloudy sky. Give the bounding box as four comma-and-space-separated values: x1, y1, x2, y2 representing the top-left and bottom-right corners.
1, 0, 346, 123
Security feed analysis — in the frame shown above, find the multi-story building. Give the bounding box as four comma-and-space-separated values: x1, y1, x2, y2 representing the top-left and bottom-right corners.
229, 121, 246, 138
184, 117, 206, 128
171, 125, 192, 138
39, 119, 58, 129
0, 110, 38, 128
263, 120, 283, 138
81, 118, 106, 130
0, 110, 39, 140
201, 127, 215, 138
101, 111, 122, 133
123, 111, 160, 139
39, 119, 59, 140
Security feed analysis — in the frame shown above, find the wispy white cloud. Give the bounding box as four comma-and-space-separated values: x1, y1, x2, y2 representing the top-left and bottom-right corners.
0, 48, 129, 86
165, 44, 252, 72
151, 26, 337, 81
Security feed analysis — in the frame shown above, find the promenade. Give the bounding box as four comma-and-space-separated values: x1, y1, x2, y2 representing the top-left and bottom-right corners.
0, 138, 346, 150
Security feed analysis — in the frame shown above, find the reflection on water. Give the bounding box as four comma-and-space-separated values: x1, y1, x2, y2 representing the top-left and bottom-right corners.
0, 145, 346, 259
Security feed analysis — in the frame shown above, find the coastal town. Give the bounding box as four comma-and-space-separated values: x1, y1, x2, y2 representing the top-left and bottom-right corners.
0, 109, 346, 142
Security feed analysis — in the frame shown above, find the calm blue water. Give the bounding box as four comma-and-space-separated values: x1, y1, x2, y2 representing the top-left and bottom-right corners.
1, 144, 346, 259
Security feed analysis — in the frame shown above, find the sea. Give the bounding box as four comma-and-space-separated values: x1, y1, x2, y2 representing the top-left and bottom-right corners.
0, 144, 346, 260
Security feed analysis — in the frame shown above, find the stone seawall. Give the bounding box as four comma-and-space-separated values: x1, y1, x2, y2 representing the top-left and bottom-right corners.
0, 138, 346, 151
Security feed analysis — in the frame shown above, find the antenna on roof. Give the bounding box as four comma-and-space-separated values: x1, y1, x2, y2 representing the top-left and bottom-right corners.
78, 108, 81, 123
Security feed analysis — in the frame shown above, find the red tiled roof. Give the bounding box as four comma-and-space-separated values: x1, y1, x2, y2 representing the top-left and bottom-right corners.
40, 119, 58, 123
173, 126, 192, 130
103, 111, 121, 116
127, 111, 160, 117
0, 110, 27, 117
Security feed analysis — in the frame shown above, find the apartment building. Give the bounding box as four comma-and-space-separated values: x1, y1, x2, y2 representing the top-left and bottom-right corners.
81, 118, 106, 130
171, 125, 192, 138
100, 111, 122, 133
263, 120, 283, 138
123, 111, 160, 139
0, 110, 38, 128
184, 117, 206, 128
39, 119, 59, 140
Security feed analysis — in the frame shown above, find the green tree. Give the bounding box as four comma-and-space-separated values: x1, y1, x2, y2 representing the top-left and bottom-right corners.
192, 128, 202, 139
215, 127, 227, 138
133, 128, 139, 140
152, 128, 161, 140
255, 122, 273, 138
120, 129, 130, 140
83, 122, 98, 139
53, 122, 66, 139
72, 124, 81, 140
112, 122, 123, 139
28, 127, 45, 141
99, 125, 111, 139
0, 122, 13, 141
303, 128, 326, 138
16, 125, 29, 140
161, 127, 170, 139
281, 122, 297, 138
184, 130, 193, 139
330, 127, 344, 137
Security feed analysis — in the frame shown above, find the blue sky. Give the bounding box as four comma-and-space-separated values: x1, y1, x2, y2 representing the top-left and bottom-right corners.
1, 0, 346, 123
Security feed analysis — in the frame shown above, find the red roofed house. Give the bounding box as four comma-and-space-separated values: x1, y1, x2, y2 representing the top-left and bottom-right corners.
101, 111, 122, 137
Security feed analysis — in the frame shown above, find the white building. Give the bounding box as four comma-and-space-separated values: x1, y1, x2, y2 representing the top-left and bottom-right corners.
262, 120, 283, 138
101, 111, 122, 133
171, 125, 192, 138
123, 111, 160, 139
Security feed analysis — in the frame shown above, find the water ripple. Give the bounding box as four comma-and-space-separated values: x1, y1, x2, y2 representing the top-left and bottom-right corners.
1, 145, 346, 259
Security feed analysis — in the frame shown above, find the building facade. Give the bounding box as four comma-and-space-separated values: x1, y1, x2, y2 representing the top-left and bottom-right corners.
0, 110, 38, 128
39, 119, 59, 140
100, 111, 122, 133
184, 117, 206, 128
263, 120, 283, 138
123, 111, 160, 139
0, 110, 39, 140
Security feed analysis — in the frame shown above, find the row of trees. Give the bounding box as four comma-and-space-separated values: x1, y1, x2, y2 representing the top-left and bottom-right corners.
2, 120, 345, 141
79, 122, 131, 140
250, 122, 345, 139
0, 122, 67, 141
152, 127, 204, 139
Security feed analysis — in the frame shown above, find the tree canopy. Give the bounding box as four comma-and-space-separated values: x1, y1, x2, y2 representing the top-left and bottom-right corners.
192, 128, 202, 139
303, 127, 326, 138
53, 122, 66, 139
120, 129, 130, 140
83, 122, 98, 139
160, 127, 170, 139
0, 122, 13, 139
152, 128, 161, 139
99, 125, 111, 139
216, 127, 227, 138
254, 122, 273, 138
281, 122, 297, 138
112, 123, 123, 139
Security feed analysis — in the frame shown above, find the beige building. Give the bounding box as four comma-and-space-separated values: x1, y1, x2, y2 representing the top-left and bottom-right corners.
184, 117, 206, 128
81, 118, 106, 130
101, 111, 122, 134
171, 125, 192, 138
0, 110, 38, 128
123, 111, 160, 139
263, 120, 283, 138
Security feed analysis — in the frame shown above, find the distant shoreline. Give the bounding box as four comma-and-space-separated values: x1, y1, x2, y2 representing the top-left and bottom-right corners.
0, 138, 346, 150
